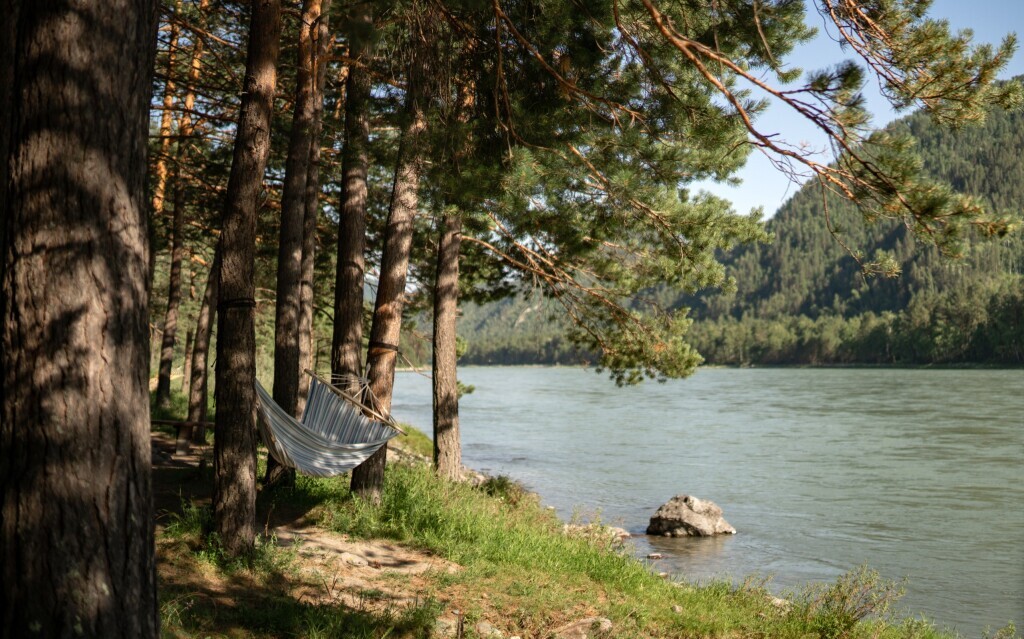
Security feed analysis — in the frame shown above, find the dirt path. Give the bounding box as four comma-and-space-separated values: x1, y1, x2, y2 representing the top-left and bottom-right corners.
151, 431, 462, 618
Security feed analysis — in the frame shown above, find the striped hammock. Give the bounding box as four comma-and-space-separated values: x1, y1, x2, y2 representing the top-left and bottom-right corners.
255, 374, 401, 477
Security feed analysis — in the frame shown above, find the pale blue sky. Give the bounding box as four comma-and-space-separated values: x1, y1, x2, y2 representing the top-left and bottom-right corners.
698, 0, 1024, 218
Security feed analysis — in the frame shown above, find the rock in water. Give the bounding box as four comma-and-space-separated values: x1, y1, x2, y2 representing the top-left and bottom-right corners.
646, 495, 736, 537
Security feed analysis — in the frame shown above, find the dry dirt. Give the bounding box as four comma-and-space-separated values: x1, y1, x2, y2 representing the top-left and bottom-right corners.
151, 431, 463, 621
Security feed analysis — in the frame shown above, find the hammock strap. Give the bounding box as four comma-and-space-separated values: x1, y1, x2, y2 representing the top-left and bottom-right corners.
368, 340, 400, 353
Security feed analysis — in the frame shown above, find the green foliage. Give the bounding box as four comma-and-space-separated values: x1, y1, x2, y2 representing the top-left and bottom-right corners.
166, 498, 298, 576
160, 581, 442, 639
158, 459, 956, 639
394, 422, 433, 459
478, 474, 532, 507
794, 566, 906, 639
457, 95, 1024, 368
984, 621, 1020, 639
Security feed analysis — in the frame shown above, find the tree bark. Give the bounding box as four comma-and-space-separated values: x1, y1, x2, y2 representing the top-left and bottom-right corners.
155, 172, 187, 407
180, 247, 219, 453
0, 1, 15, 260
156, 0, 208, 409
181, 328, 194, 395
432, 63, 474, 479
297, 0, 333, 415
149, 0, 181, 296
214, 0, 282, 556
267, 0, 322, 488
0, 1, 159, 636
432, 213, 463, 479
331, 1, 374, 387
350, 58, 429, 501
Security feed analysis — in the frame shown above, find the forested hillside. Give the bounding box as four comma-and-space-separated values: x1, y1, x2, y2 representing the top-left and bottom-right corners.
459, 101, 1024, 366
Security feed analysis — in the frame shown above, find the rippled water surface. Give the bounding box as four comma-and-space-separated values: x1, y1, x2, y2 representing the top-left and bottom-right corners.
392, 367, 1024, 635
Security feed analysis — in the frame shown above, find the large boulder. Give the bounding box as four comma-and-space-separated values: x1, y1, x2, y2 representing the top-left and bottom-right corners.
646, 495, 736, 537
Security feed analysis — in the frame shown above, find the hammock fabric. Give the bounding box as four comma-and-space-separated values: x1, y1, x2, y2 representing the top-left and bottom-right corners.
255, 375, 401, 477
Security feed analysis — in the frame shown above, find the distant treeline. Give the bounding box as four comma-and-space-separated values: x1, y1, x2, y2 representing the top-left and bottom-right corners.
455, 99, 1024, 368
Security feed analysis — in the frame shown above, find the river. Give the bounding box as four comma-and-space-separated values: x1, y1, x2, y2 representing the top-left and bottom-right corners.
390, 367, 1023, 636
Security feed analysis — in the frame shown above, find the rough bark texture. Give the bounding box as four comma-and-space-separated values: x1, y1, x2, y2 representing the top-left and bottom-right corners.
214, 0, 282, 556
350, 72, 429, 501
156, 0, 207, 408
0, 0, 15, 255
0, 2, 159, 636
267, 0, 321, 487
155, 176, 186, 407
297, 0, 333, 414
331, 1, 373, 385
433, 214, 463, 479
182, 328, 194, 395
181, 248, 219, 453
273, 0, 319, 418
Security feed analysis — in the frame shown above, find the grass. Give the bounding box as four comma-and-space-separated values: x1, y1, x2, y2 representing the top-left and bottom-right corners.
152, 387, 984, 639
393, 422, 433, 458
160, 461, 962, 638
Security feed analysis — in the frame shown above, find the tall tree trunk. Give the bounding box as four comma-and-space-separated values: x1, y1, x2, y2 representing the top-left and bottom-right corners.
350, 56, 429, 501
0, 1, 159, 636
0, 1, 15, 259
149, 0, 181, 296
432, 214, 462, 479
214, 0, 282, 556
156, 0, 208, 409
180, 247, 219, 453
432, 66, 475, 479
155, 176, 186, 407
181, 328, 194, 395
297, 0, 333, 415
267, 0, 323, 487
331, 1, 374, 387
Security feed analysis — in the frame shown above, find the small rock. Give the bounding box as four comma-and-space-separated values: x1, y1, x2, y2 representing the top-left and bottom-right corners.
339, 552, 368, 567
434, 618, 457, 637
475, 620, 503, 637
671, 605, 683, 614
647, 552, 664, 559
646, 495, 736, 537
552, 617, 613, 639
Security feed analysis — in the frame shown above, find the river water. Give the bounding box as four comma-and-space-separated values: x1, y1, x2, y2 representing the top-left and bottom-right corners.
391, 367, 1023, 636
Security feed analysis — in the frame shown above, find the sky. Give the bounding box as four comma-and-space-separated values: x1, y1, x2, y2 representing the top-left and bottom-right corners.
696, 0, 1024, 218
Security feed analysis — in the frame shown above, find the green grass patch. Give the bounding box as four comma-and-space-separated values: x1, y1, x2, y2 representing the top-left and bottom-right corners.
156, 412, 962, 638
393, 422, 433, 458
302, 464, 950, 639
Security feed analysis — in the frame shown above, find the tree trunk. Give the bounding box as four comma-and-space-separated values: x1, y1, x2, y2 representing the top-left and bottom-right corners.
350, 62, 429, 501
0, 1, 159, 636
214, 0, 282, 556
297, 0, 333, 415
0, 1, 15, 259
156, 0, 208, 409
331, 1, 374, 387
180, 248, 219, 453
149, 0, 181, 296
432, 63, 474, 479
181, 328, 194, 395
433, 214, 462, 479
155, 175, 187, 408
267, 0, 323, 488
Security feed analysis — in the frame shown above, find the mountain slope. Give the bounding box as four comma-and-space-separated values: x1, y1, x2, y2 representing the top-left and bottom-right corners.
458, 102, 1024, 366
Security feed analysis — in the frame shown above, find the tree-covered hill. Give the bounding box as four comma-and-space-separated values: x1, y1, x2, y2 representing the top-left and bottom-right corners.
459, 101, 1024, 367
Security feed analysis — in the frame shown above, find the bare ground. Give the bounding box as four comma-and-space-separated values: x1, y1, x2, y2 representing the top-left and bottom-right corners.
151, 432, 474, 636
